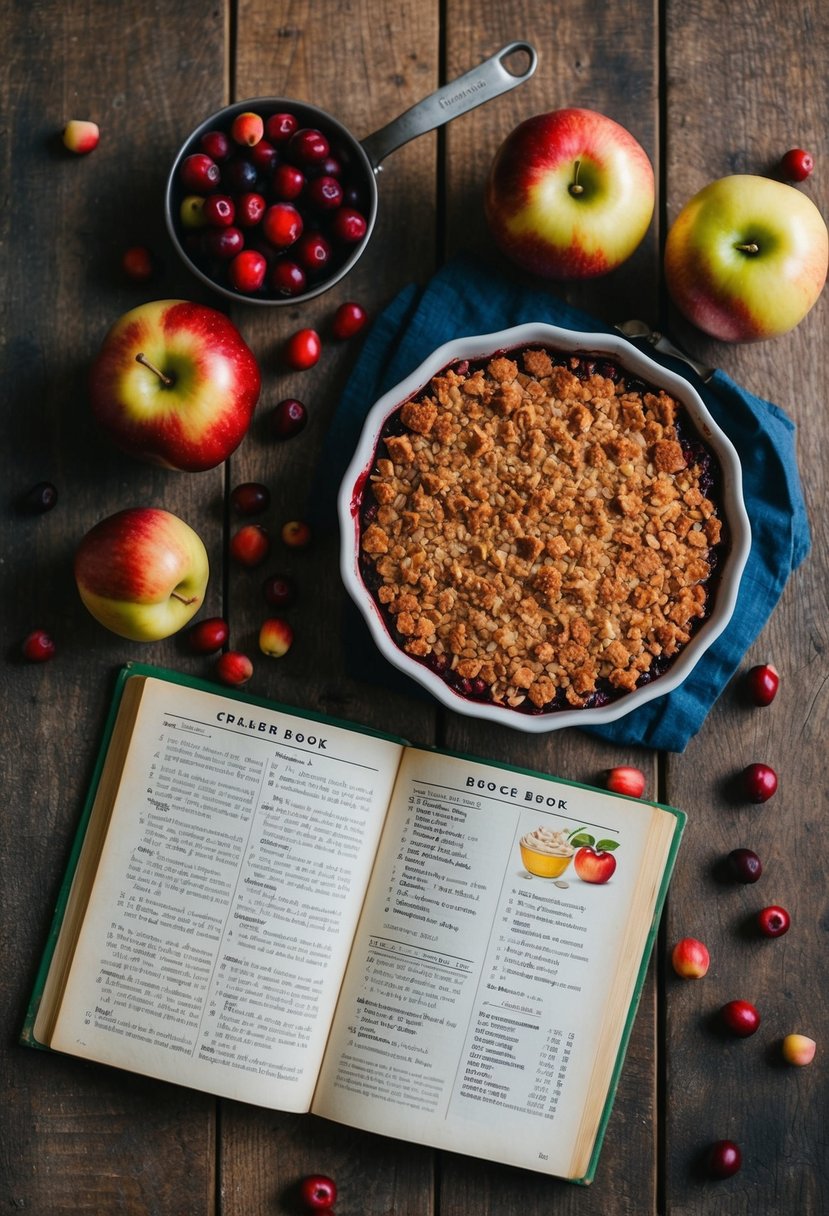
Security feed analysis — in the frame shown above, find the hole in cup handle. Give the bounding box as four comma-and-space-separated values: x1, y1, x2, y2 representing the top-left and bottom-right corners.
360, 40, 539, 174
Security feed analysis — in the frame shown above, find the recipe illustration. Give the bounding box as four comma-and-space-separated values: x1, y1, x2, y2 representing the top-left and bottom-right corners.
519, 822, 620, 886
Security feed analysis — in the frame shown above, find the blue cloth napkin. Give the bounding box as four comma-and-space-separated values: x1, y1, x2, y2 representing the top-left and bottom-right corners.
318, 252, 810, 751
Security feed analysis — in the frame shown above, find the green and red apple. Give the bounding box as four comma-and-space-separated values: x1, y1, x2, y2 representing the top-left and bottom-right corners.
89, 300, 261, 471
484, 107, 655, 279
665, 174, 829, 341
74, 507, 209, 641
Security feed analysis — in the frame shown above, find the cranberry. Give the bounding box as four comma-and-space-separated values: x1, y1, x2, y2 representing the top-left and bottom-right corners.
720, 999, 760, 1037
205, 226, 245, 259
122, 245, 155, 281
288, 127, 330, 165
230, 524, 270, 566
249, 139, 279, 172
707, 1139, 742, 1179
331, 301, 368, 339
779, 147, 814, 182
223, 157, 258, 192
316, 155, 343, 179
746, 663, 779, 706
263, 573, 297, 609
741, 762, 778, 803
215, 650, 253, 687
284, 328, 321, 370
18, 481, 58, 513
295, 231, 332, 273
231, 482, 271, 515
330, 206, 367, 243
726, 847, 762, 883
180, 152, 220, 192
22, 629, 56, 662
271, 398, 308, 439
200, 129, 231, 161
235, 192, 266, 227
298, 1175, 337, 1211
187, 617, 229, 654
306, 174, 343, 210
265, 112, 298, 143
228, 249, 267, 292
757, 904, 791, 938
270, 259, 307, 296
202, 194, 236, 227
271, 162, 305, 200
263, 202, 303, 248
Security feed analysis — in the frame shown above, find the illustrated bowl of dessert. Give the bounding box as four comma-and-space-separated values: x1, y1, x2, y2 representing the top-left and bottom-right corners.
338, 322, 752, 732
519, 826, 575, 878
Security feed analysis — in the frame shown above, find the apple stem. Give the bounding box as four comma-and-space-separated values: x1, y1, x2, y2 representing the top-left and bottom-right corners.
735, 241, 760, 255
136, 352, 174, 387
171, 592, 198, 606
569, 160, 585, 196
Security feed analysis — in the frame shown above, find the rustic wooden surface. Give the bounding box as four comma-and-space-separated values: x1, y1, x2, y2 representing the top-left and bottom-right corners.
1, 0, 826, 1212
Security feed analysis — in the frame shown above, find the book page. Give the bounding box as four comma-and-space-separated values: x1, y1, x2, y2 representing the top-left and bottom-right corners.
313, 748, 676, 1178
47, 675, 403, 1111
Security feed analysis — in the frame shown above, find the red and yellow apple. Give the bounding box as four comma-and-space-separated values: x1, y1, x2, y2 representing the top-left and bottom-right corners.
781, 1034, 816, 1066
665, 174, 829, 341
74, 507, 209, 641
671, 937, 710, 979
89, 300, 261, 471
484, 107, 655, 279
574, 845, 617, 884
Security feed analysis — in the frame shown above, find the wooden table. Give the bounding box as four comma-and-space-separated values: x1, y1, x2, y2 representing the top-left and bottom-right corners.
2, 1, 826, 1212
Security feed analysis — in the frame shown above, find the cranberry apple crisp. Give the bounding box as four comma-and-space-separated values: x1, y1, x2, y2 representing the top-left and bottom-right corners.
358, 347, 726, 714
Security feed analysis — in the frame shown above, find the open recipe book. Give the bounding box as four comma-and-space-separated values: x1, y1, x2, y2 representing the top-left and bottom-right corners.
23, 664, 684, 1183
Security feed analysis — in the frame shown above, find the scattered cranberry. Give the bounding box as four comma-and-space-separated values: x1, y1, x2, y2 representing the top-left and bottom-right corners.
284, 328, 321, 370
180, 152, 220, 192
271, 163, 306, 200
331, 300, 368, 339
263, 573, 297, 609
263, 202, 303, 249
270, 259, 307, 296
236, 192, 267, 228
200, 129, 231, 161
231, 482, 271, 515
271, 398, 308, 439
230, 524, 270, 566
22, 629, 56, 662
330, 206, 367, 243
779, 147, 814, 182
215, 650, 253, 687
720, 999, 761, 1037
707, 1139, 742, 1179
298, 1174, 337, 1211
265, 112, 298, 143
757, 905, 791, 938
122, 245, 155, 281
288, 127, 330, 165
741, 762, 778, 803
187, 617, 230, 654
605, 765, 646, 798
282, 520, 312, 549
229, 250, 267, 293
18, 481, 58, 514
726, 847, 763, 883
746, 663, 780, 706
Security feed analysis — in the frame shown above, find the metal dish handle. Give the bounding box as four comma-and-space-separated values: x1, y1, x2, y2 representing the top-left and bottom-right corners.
360, 41, 538, 172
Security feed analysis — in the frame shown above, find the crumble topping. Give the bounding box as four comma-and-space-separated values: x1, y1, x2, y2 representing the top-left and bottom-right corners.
359, 348, 725, 714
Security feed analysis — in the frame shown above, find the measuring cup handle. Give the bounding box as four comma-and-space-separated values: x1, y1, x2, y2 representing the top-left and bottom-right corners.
360, 41, 538, 172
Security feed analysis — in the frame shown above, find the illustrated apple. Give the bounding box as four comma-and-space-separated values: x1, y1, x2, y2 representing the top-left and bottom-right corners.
89, 300, 261, 471
484, 107, 655, 279
664, 174, 829, 341
74, 507, 209, 641
574, 844, 617, 884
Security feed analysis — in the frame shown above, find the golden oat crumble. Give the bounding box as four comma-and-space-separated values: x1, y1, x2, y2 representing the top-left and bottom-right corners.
360, 348, 724, 712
